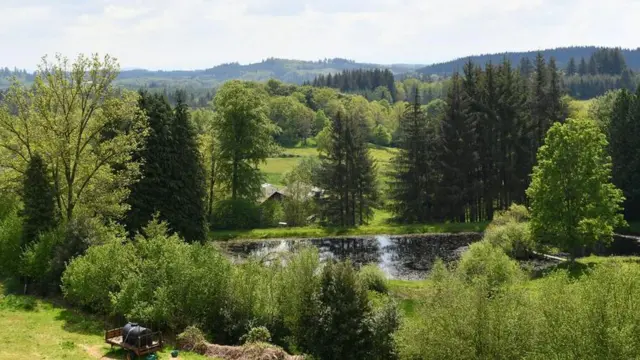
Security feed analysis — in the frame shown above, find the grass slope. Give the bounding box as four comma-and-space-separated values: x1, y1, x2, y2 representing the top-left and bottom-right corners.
261, 146, 397, 186
0, 285, 209, 360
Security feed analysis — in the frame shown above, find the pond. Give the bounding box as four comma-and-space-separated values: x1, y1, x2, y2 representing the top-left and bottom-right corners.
222, 233, 640, 280
223, 233, 482, 280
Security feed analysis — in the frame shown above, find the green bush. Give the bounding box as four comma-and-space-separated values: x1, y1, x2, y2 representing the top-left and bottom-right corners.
358, 264, 389, 294
456, 241, 524, 290
61, 237, 136, 313
484, 203, 534, 258
241, 326, 272, 344
0, 208, 23, 279
260, 200, 283, 228
211, 199, 261, 230
398, 258, 640, 360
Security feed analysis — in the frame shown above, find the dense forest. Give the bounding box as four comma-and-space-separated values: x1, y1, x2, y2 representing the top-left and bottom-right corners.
417, 46, 640, 75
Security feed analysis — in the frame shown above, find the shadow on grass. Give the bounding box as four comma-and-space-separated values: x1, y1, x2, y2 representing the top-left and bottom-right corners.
55, 307, 105, 336
532, 261, 595, 280
531, 256, 640, 280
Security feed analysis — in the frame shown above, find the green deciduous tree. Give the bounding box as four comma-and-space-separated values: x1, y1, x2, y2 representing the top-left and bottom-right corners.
526, 118, 625, 259
0, 54, 146, 220
213, 80, 279, 202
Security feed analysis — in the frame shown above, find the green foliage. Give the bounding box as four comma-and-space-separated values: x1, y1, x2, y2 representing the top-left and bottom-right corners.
126, 91, 206, 242
282, 157, 320, 226
357, 264, 389, 294
388, 92, 437, 223
269, 96, 314, 146
0, 207, 23, 279
260, 200, 284, 228
211, 199, 261, 230
23, 217, 117, 295
0, 53, 146, 220
241, 326, 272, 344
456, 241, 524, 290
371, 125, 392, 146
21, 154, 57, 248
312, 260, 374, 360
111, 219, 232, 332
318, 111, 379, 226
61, 236, 135, 313
527, 118, 626, 258
608, 88, 640, 221
398, 260, 640, 360
483, 204, 533, 257
213, 80, 279, 202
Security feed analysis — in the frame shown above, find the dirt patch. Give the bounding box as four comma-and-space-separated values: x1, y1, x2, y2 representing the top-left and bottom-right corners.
80, 344, 121, 359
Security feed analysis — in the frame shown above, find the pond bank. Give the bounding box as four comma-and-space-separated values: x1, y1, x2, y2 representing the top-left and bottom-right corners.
209, 222, 489, 241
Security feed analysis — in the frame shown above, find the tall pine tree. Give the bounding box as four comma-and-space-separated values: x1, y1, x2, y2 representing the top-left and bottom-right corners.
126, 91, 207, 242
566, 57, 577, 76
21, 154, 56, 248
318, 111, 378, 226
435, 73, 477, 222
609, 89, 640, 221
388, 91, 436, 222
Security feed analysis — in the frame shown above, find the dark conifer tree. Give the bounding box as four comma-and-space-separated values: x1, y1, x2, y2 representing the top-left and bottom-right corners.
566, 57, 577, 76
388, 91, 436, 222
126, 91, 206, 242
435, 73, 477, 221
519, 57, 533, 80
166, 91, 207, 242
578, 57, 588, 76
547, 57, 565, 123
21, 154, 56, 248
588, 56, 598, 75
318, 111, 378, 226
609, 89, 640, 221
530, 53, 549, 150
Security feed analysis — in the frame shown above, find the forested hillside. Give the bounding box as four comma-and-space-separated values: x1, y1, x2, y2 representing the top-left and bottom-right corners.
417, 46, 640, 75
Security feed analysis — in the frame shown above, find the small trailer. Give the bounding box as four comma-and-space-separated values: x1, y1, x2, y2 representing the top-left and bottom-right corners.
105, 326, 164, 360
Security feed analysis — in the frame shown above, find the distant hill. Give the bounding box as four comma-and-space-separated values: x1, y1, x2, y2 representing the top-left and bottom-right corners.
113, 58, 425, 89
416, 46, 640, 75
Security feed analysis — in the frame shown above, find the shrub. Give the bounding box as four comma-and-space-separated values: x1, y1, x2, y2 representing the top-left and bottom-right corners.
456, 241, 524, 290
211, 199, 261, 230
0, 208, 23, 279
260, 200, 283, 228
241, 326, 272, 344
358, 264, 389, 294
177, 326, 208, 354
369, 297, 400, 360
61, 237, 136, 313
312, 260, 374, 360
484, 220, 533, 258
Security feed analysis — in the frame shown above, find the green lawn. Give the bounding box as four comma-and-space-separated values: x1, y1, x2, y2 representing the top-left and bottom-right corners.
210, 217, 487, 241
0, 284, 209, 360
261, 146, 398, 186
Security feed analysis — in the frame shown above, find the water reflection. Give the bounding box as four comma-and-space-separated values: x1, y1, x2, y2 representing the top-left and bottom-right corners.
223, 233, 483, 280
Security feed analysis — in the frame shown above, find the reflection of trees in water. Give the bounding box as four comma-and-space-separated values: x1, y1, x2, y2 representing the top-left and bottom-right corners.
223, 233, 482, 280
310, 237, 381, 266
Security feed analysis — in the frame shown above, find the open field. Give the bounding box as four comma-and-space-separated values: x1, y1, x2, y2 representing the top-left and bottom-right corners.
261, 145, 398, 186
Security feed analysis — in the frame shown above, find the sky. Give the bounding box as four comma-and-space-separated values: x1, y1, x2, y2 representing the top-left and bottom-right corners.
1, 0, 639, 70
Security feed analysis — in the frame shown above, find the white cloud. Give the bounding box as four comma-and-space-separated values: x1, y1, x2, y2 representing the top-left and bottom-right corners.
0, 0, 639, 70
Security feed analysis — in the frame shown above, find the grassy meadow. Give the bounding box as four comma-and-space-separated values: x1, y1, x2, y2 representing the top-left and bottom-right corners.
0, 283, 210, 360
261, 145, 397, 186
